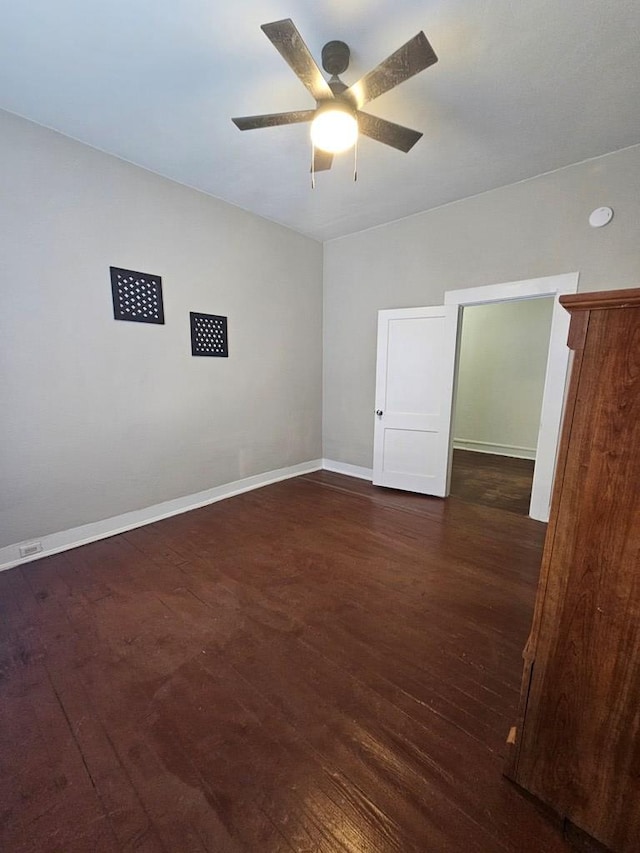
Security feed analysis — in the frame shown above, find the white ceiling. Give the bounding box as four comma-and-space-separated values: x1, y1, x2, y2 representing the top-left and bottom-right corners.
2, 0, 639, 241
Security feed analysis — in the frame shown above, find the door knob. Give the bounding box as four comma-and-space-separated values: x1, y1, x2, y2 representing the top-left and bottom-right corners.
376, 410, 383, 416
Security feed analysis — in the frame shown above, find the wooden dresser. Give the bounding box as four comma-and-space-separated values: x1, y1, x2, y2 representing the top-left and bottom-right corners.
505, 287, 640, 852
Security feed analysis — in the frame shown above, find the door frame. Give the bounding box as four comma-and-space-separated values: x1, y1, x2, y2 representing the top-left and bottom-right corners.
444, 272, 579, 522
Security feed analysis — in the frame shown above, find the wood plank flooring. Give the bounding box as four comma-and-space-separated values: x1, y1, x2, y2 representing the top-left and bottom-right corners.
0, 472, 571, 852
450, 449, 535, 515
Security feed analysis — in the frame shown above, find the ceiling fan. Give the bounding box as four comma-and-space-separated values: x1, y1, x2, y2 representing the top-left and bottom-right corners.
232, 19, 438, 175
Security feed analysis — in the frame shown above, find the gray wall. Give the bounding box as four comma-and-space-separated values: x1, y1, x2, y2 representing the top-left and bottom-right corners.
0, 110, 323, 548
323, 144, 640, 468
453, 298, 554, 457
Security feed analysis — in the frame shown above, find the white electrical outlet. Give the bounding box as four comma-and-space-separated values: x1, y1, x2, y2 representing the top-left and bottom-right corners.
19, 542, 43, 558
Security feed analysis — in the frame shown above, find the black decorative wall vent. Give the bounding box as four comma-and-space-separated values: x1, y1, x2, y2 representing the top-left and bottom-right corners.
110, 267, 164, 324
190, 312, 228, 357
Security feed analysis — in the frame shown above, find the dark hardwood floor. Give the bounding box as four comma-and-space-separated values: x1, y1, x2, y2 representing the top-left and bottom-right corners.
0, 472, 570, 852
450, 449, 535, 515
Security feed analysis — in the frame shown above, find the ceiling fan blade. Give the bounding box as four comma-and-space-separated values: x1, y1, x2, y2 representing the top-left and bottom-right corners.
345, 32, 437, 109
261, 19, 334, 102
232, 110, 316, 131
357, 112, 423, 152
312, 149, 334, 172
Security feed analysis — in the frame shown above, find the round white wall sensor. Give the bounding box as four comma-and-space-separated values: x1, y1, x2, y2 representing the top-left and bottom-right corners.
589, 207, 613, 228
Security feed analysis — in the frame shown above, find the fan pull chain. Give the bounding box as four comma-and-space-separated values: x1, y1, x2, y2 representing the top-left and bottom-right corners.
311, 143, 316, 189
353, 136, 358, 183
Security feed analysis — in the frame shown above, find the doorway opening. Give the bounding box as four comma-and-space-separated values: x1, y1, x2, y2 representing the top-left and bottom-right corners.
444, 273, 579, 521
372, 274, 579, 521
449, 298, 554, 515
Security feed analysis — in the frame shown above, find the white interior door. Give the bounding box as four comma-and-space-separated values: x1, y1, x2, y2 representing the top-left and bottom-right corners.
373, 306, 458, 496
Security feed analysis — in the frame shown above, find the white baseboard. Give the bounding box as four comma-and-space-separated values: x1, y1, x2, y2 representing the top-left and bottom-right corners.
322, 458, 373, 481
0, 459, 323, 573
453, 439, 536, 461
11, 447, 539, 573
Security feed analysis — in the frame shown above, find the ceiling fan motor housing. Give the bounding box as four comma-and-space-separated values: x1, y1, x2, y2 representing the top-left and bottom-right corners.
321, 40, 350, 76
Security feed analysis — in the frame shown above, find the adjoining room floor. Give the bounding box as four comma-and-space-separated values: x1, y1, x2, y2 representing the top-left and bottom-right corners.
0, 472, 568, 852
450, 449, 536, 515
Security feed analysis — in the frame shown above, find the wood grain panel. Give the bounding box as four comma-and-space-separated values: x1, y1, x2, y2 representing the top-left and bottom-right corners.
513, 300, 640, 851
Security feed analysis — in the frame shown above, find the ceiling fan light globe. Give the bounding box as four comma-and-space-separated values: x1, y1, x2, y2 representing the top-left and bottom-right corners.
310, 109, 358, 153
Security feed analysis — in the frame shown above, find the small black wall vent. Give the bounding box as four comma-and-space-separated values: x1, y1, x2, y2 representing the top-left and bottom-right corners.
190, 312, 228, 357
110, 267, 164, 324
